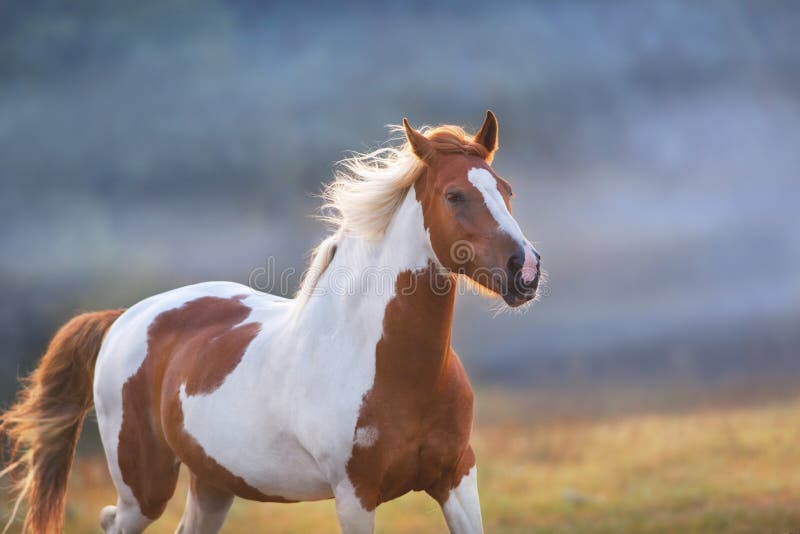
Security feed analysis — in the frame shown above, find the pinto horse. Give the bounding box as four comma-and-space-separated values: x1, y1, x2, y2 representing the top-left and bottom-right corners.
0, 111, 541, 534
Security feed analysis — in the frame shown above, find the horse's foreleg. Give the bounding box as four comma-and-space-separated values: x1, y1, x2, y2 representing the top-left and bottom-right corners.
333, 479, 375, 534
430, 463, 484, 534
174, 475, 234, 534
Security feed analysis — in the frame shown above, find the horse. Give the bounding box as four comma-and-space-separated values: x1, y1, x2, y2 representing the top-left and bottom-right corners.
0, 111, 541, 534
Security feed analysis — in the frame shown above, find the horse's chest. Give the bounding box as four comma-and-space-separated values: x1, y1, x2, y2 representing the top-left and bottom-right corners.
379, 420, 464, 497
344, 377, 473, 509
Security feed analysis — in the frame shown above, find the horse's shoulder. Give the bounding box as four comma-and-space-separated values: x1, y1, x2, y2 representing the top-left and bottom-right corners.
419, 348, 473, 447
442, 347, 474, 402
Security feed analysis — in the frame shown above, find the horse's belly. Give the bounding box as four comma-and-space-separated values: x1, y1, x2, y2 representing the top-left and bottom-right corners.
182, 435, 334, 501
176, 380, 334, 502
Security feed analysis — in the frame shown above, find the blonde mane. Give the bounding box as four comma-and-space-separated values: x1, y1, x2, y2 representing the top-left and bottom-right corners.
294, 124, 489, 307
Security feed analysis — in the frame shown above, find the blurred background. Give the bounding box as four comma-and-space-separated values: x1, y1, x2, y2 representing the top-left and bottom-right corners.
2, 1, 799, 532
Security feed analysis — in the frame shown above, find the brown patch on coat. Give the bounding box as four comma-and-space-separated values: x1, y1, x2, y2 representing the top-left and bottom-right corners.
118, 295, 289, 519
345, 268, 476, 510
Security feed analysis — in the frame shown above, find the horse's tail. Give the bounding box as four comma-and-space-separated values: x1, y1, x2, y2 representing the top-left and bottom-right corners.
1, 308, 125, 533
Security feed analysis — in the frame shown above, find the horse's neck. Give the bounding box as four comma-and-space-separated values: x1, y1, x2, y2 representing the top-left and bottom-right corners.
311, 188, 456, 373
347, 189, 431, 275
321, 187, 433, 298
379, 267, 457, 387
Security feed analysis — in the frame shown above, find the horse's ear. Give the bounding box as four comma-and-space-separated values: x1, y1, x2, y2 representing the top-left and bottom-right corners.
474, 110, 499, 160
403, 118, 433, 162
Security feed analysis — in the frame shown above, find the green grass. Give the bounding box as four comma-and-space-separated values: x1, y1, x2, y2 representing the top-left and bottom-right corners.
6, 392, 800, 533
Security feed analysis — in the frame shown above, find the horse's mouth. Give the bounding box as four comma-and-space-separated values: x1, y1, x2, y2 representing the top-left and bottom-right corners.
502, 273, 539, 307
503, 292, 535, 307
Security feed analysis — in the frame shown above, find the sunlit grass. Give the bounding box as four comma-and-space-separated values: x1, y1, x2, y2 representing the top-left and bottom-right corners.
5, 392, 800, 533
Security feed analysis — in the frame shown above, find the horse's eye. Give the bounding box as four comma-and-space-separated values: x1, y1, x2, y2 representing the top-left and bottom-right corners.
446, 191, 466, 205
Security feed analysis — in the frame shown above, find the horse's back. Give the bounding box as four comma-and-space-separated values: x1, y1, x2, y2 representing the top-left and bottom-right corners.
94, 281, 282, 409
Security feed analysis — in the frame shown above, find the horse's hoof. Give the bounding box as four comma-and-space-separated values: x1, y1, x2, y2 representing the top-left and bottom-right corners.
100, 505, 117, 531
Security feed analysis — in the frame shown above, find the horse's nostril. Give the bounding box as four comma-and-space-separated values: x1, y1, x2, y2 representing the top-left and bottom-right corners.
507, 252, 524, 274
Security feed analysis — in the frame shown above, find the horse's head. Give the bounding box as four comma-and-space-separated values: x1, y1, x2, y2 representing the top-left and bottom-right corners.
406, 111, 541, 307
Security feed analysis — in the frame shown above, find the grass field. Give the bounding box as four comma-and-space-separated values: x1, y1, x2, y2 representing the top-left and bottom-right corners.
4, 390, 800, 533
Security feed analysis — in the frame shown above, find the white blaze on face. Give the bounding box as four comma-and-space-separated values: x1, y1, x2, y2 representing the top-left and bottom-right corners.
467, 167, 539, 283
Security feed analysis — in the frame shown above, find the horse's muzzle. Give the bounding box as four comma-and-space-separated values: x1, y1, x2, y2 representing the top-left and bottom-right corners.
504, 248, 540, 306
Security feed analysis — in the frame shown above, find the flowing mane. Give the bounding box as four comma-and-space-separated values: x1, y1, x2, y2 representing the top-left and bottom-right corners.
294, 123, 490, 305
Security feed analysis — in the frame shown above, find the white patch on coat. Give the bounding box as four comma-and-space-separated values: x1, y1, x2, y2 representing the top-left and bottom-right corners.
467, 167, 539, 282
354, 426, 379, 448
